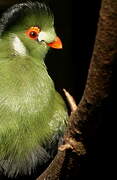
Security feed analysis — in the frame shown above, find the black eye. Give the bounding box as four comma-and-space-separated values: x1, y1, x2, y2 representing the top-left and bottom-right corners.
29, 31, 38, 39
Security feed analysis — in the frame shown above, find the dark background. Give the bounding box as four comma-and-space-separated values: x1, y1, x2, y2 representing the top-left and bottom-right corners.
46, 0, 101, 103
0, 0, 115, 178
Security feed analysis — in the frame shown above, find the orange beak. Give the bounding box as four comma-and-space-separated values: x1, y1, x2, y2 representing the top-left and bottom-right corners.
47, 36, 63, 49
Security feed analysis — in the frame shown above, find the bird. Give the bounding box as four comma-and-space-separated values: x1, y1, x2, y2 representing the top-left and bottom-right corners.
0, 1, 68, 179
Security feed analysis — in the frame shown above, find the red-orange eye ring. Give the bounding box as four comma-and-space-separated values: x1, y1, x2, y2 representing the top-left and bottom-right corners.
26, 26, 41, 40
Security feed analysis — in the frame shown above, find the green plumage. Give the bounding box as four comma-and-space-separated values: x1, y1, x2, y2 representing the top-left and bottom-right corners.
0, 2, 68, 178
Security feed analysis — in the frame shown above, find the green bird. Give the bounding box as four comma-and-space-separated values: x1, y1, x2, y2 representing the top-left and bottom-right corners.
0, 1, 68, 179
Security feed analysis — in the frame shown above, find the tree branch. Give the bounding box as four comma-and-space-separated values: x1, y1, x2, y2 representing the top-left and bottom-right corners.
37, 0, 117, 179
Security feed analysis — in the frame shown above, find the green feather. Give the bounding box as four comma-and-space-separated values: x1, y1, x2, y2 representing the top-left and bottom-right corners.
0, 1, 68, 177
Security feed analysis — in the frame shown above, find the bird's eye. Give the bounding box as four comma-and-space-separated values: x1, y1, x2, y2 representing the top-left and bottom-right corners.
26, 26, 41, 40
29, 31, 38, 39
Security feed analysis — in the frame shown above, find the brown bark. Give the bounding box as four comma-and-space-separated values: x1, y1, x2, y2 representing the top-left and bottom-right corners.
37, 0, 117, 179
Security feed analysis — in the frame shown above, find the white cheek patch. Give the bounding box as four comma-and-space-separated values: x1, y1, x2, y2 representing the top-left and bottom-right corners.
12, 36, 27, 56
38, 32, 47, 42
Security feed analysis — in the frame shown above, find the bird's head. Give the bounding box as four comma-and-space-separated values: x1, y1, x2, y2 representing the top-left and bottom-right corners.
0, 1, 62, 59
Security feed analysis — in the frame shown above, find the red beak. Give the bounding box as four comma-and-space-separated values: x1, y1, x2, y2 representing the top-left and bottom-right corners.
47, 36, 63, 49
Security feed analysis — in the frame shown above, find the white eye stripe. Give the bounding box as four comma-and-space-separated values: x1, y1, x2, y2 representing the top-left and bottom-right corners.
12, 36, 27, 56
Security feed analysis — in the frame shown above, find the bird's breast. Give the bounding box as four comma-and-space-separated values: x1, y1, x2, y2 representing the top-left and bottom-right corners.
0, 60, 56, 168
0, 59, 54, 113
